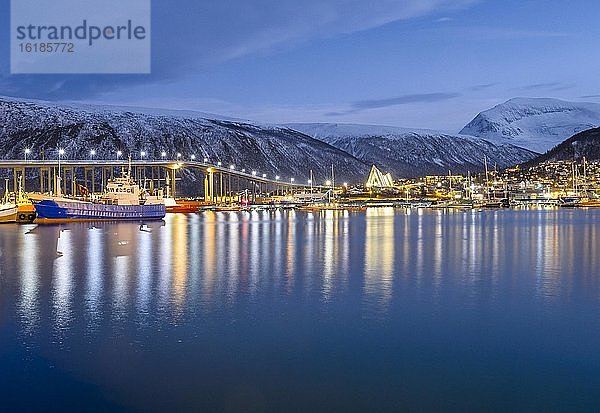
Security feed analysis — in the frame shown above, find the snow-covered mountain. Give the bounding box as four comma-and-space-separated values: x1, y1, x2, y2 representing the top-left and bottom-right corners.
286, 123, 537, 177
525, 127, 600, 166
460, 98, 600, 153
0, 97, 369, 186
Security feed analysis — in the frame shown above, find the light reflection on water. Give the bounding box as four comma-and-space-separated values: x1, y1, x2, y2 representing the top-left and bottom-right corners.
2, 209, 599, 334
2, 208, 600, 411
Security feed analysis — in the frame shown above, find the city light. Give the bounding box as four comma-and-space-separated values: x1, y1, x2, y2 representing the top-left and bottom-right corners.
290, 178, 295, 183
24, 148, 30, 161
58, 149, 65, 155
203, 157, 209, 163
161, 151, 167, 158
140, 151, 146, 158
191, 154, 196, 160
308, 179, 312, 184
262, 174, 266, 178
325, 180, 332, 186
230, 165, 235, 170
177, 153, 182, 159
242, 168, 246, 173
217, 161, 222, 166
252, 170, 257, 176
116, 150, 122, 159
275, 175, 280, 180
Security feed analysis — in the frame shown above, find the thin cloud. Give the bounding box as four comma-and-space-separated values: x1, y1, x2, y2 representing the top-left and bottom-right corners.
469, 83, 499, 91
354, 93, 460, 109
515, 82, 574, 92
325, 92, 460, 116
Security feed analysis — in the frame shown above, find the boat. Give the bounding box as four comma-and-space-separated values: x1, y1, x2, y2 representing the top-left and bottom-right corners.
0, 177, 35, 224
559, 196, 600, 208
164, 198, 202, 213
0, 202, 17, 223
29, 167, 166, 223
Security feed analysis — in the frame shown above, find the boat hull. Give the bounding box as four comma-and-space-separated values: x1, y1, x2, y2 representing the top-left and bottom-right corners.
33, 199, 166, 223
0, 205, 18, 223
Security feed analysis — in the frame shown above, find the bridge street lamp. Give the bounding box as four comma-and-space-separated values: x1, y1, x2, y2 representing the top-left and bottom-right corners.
58, 148, 65, 195
24, 148, 30, 162
117, 150, 122, 160
90, 149, 96, 160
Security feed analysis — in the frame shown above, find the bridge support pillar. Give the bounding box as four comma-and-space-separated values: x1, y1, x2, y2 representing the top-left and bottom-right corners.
170, 168, 177, 198
204, 170, 214, 204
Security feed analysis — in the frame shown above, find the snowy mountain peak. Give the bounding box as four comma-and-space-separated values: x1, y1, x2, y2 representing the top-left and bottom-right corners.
460, 97, 600, 153
286, 122, 536, 178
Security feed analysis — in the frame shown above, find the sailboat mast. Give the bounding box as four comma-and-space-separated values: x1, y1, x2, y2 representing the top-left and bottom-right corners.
484, 156, 490, 199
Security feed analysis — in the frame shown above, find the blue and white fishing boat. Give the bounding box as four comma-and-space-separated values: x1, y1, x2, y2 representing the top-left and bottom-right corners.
29, 168, 166, 224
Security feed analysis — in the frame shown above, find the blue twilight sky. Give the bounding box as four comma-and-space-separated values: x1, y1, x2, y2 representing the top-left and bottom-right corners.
1, 0, 600, 132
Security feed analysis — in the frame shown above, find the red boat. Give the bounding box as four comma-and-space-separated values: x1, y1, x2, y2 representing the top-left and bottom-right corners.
164, 198, 203, 213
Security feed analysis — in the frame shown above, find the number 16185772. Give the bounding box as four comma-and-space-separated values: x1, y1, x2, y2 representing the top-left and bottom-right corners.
19, 43, 74, 53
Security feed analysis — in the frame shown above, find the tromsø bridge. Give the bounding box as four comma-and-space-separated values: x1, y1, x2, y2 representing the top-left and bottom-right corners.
0, 158, 328, 203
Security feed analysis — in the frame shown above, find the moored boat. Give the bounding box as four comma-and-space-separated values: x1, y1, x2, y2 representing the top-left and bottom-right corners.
0, 202, 17, 223
29, 168, 166, 224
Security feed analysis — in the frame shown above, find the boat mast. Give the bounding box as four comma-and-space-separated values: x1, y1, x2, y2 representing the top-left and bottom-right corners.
484, 155, 490, 200
330, 164, 335, 203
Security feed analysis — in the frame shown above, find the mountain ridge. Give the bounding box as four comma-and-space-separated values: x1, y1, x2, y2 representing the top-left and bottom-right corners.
285, 122, 537, 177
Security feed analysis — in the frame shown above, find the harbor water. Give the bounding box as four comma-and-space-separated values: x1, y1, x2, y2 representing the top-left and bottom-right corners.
1, 208, 600, 412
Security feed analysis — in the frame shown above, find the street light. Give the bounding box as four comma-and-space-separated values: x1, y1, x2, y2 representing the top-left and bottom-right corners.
140, 151, 146, 159
191, 154, 196, 160
242, 168, 246, 173
24, 148, 30, 162
90, 149, 96, 160
230, 164, 235, 170
290, 178, 295, 183
203, 157, 209, 163
275, 175, 280, 180
217, 161, 222, 166
161, 151, 167, 158
325, 180, 332, 186
252, 170, 257, 176
116, 150, 122, 160
177, 152, 182, 159
58, 148, 65, 195
262, 174, 266, 178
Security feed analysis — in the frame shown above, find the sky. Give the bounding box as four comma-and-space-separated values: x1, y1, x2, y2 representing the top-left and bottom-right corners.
1, 0, 600, 132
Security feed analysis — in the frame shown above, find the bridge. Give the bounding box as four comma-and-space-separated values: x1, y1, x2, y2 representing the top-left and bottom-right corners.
0, 159, 333, 204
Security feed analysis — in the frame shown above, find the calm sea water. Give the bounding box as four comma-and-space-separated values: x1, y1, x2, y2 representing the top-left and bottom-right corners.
1, 208, 600, 412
